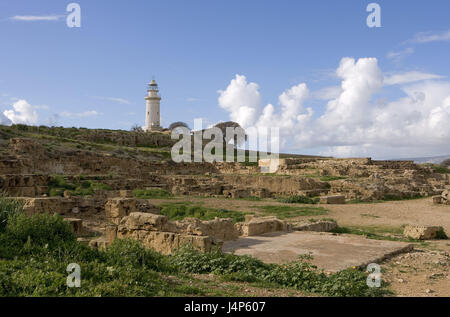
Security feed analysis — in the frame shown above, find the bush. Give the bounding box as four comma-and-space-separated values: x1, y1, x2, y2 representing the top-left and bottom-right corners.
277, 195, 318, 204
133, 188, 172, 199
436, 227, 448, 240
172, 246, 271, 276
172, 247, 389, 297
0, 196, 23, 233
4, 213, 75, 249
104, 239, 172, 272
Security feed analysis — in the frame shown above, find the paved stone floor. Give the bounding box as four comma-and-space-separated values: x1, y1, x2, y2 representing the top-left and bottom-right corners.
222, 231, 414, 272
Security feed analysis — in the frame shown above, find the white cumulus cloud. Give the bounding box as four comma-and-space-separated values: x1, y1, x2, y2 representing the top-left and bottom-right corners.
218, 57, 450, 158
3, 99, 39, 125
218, 75, 262, 127
10, 15, 64, 22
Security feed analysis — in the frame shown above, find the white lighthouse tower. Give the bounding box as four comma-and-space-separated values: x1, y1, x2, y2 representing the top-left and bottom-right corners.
145, 79, 162, 131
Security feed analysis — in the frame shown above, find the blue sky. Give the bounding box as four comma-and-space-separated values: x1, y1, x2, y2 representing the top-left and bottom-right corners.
1, 0, 449, 158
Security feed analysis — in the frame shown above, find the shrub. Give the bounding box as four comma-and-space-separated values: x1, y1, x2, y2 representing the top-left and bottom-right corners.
5, 213, 75, 249
172, 247, 389, 297
104, 239, 172, 272
159, 203, 245, 222
423, 163, 450, 174
0, 196, 23, 233
441, 158, 450, 168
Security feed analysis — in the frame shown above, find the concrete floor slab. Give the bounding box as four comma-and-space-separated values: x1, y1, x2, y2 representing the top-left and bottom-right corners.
222, 231, 414, 272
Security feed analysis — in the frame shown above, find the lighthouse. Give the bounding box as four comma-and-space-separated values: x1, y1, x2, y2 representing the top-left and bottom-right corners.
145, 79, 162, 131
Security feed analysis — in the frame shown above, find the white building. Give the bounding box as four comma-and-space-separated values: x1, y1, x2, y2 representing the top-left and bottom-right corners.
145, 79, 162, 131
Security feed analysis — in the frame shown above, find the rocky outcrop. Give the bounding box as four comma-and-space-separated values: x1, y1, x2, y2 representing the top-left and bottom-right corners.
292, 220, 338, 232
320, 195, 346, 204
105, 198, 160, 225
403, 225, 446, 240
236, 216, 291, 237
115, 212, 231, 254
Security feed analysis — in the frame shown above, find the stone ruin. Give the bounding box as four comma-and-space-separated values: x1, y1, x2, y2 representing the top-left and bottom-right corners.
1, 138, 448, 204
0, 135, 448, 254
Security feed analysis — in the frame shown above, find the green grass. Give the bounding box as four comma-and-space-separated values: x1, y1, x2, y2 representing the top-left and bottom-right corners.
159, 202, 246, 223
422, 163, 450, 174
238, 196, 262, 201
133, 188, 173, 199
48, 176, 112, 197
251, 205, 328, 219
277, 195, 319, 204
360, 214, 381, 219
319, 176, 347, 182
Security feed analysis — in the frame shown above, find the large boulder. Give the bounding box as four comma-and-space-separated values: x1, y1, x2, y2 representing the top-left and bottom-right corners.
116, 213, 221, 254
105, 198, 160, 224
403, 225, 446, 240
237, 216, 290, 236
174, 217, 239, 241
320, 195, 346, 204
292, 220, 337, 232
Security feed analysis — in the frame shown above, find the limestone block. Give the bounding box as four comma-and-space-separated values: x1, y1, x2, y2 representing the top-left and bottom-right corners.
64, 218, 83, 236
105, 198, 160, 224
117, 230, 216, 255
320, 195, 346, 204
118, 212, 169, 232
106, 224, 118, 244
432, 195, 442, 204
241, 216, 290, 236
403, 225, 445, 240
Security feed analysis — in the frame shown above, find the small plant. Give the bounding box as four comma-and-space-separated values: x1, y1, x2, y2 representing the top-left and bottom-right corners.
133, 188, 173, 199
159, 202, 246, 223
423, 163, 450, 174
319, 176, 347, 182
436, 227, 448, 240
277, 195, 318, 204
